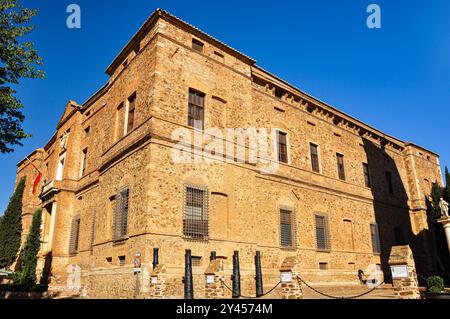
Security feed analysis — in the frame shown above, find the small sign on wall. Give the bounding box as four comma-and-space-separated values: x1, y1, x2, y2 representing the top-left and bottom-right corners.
151, 276, 158, 284
391, 265, 409, 279
206, 275, 215, 284
280, 272, 293, 283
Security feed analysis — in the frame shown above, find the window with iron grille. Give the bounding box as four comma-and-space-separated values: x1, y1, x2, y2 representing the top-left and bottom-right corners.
69, 217, 81, 254
315, 214, 330, 251
112, 188, 129, 242
277, 131, 288, 163
319, 262, 328, 270
192, 256, 202, 267
370, 223, 381, 254
310, 143, 320, 173
336, 153, 345, 180
363, 163, 371, 188
386, 171, 394, 194
126, 93, 136, 134
183, 185, 209, 240
280, 209, 296, 248
188, 89, 205, 130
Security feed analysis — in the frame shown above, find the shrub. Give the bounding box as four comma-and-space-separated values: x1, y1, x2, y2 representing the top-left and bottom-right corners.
427, 275, 445, 293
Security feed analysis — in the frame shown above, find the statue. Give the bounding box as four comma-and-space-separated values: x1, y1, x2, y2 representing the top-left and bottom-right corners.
439, 198, 449, 217
60, 132, 69, 150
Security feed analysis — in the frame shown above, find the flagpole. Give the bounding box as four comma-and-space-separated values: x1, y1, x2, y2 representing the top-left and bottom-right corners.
25, 156, 41, 173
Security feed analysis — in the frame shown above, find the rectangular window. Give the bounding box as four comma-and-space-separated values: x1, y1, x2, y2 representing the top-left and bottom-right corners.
370, 223, 381, 254
336, 153, 345, 180
363, 163, 371, 188
126, 93, 136, 134
386, 171, 394, 194
280, 209, 295, 248
310, 143, 320, 173
319, 262, 328, 270
315, 214, 330, 251
188, 89, 205, 130
56, 152, 66, 181
277, 131, 288, 163
118, 256, 126, 266
69, 217, 81, 254
80, 148, 88, 177
112, 188, 129, 241
192, 38, 204, 53
183, 186, 209, 240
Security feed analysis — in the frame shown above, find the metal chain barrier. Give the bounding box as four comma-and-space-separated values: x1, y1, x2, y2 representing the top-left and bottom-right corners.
296, 275, 385, 299
220, 279, 281, 299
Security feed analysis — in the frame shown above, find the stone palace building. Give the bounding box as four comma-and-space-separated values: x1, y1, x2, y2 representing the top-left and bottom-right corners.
14, 9, 443, 298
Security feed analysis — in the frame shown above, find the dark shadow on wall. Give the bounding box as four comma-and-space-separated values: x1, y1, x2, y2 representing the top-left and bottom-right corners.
40, 252, 53, 285
425, 197, 450, 284
363, 139, 432, 285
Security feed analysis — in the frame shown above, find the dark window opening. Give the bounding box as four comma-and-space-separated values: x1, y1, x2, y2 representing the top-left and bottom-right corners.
280, 209, 295, 248
363, 163, 371, 188
192, 39, 204, 53
69, 217, 81, 254
315, 214, 330, 251
310, 143, 320, 173
118, 256, 126, 266
386, 171, 394, 194
126, 93, 136, 133
188, 89, 205, 130
370, 224, 381, 254
319, 262, 328, 270
336, 153, 346, 180
275, 87, 284, 99
277, 131, 288, 163
112, 188, 129, 241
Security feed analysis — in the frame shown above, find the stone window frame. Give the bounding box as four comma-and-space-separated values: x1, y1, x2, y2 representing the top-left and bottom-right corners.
124, 92, 137, 135
363, 162, 372, 188
275, 129, 290, 165
370, 223, 382, 255
69, 215, 81, 255
279, 205, 298, 250
309, 141, 322, 174
55, 152, 66, 181
314, 212, 331, 252
182, 183, 209, 241
188, 88, 206, 131
112, 187, 130, 243
336, 153, 346, 181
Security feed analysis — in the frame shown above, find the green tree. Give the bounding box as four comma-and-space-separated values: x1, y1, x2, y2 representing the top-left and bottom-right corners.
0, 0, 44, 153
14, 209, 41, 286
430, 182, 443, 218
444, 166, 450, 203
0, 176, 25, 269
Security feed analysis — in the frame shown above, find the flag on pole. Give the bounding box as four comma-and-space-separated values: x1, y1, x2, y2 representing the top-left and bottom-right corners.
25, 157, 42, 194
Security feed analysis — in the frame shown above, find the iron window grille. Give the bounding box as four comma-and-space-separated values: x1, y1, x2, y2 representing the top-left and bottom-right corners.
280, 209, 296, 248
315, 214, 331, 251
69, 216, 81, 254
112, 188, 130, 242
370, 223, 381, 254
310, 143, 320, 173
183, 185, 209, 241
188, 89, 205, 130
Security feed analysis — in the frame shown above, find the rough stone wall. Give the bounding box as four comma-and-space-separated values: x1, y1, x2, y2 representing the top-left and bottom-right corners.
13, 10, 443, 298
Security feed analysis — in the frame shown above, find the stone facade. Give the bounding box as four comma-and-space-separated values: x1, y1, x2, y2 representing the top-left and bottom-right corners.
13, 9, 443, 298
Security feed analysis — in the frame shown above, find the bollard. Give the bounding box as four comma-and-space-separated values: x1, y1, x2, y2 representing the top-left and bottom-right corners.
210, 251, 217, 261
232, 251, 241, 298
255, 251, 263, 297
153, 247, 159, 270
184, 249, 194, 299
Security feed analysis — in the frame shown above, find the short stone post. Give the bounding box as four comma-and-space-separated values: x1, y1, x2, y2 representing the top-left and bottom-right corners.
279, 256, 303, 299
204, 258, 225, 299
388, 245, 421, 299
149, 264, 167, 299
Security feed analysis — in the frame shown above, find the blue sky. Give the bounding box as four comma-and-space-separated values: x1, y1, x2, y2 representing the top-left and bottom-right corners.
0, 0, 449, 213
